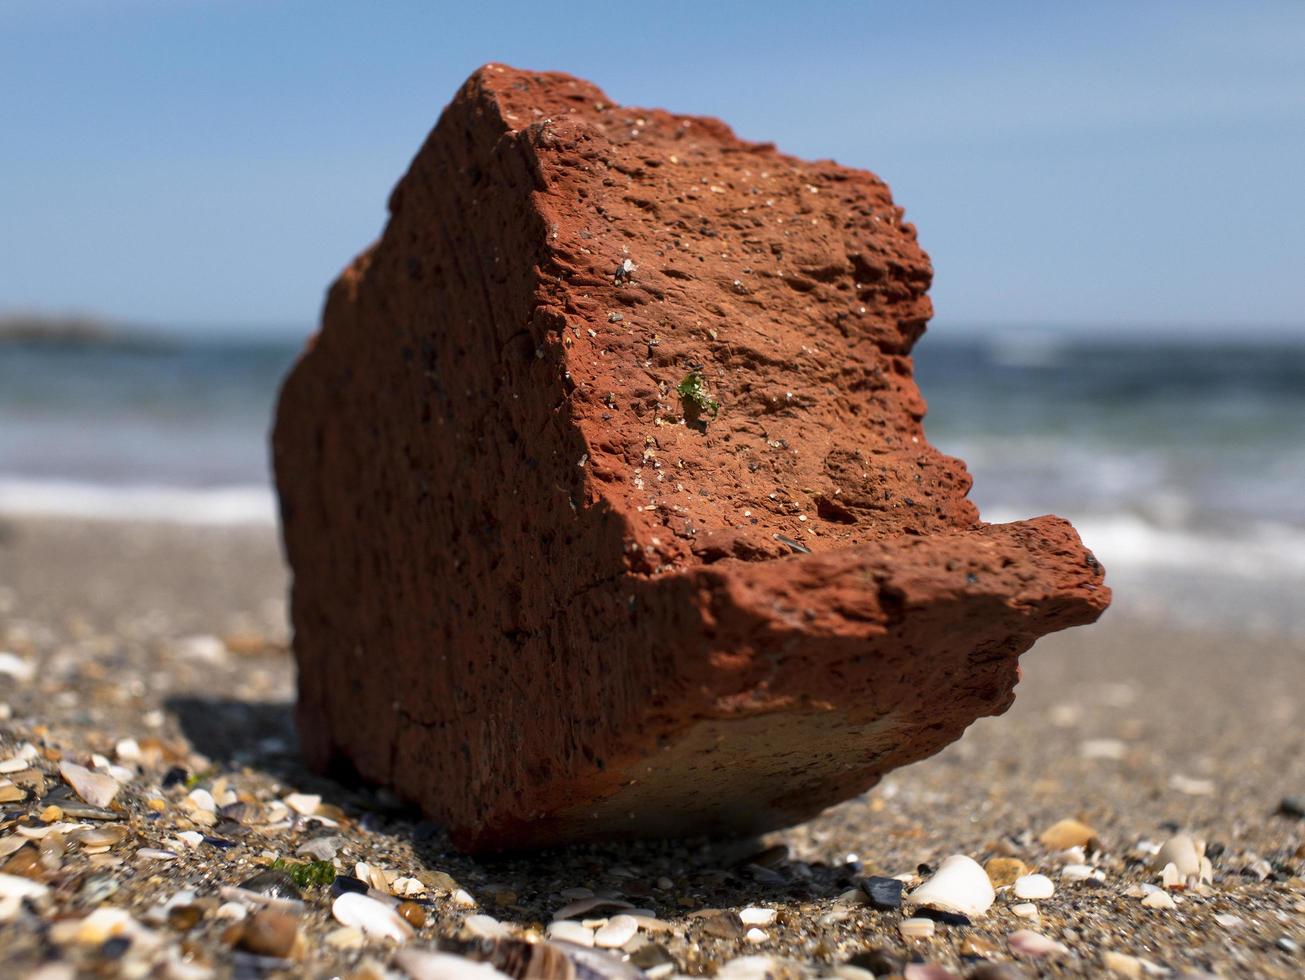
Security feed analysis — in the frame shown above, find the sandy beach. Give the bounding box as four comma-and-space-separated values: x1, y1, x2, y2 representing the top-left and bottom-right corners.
1, 515, 1301, 978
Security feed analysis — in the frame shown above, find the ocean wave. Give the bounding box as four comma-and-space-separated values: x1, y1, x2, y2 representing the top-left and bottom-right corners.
0, 478, 276, 525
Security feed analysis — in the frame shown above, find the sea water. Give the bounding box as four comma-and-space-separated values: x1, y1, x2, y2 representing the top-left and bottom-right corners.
2, 329, 1302, 630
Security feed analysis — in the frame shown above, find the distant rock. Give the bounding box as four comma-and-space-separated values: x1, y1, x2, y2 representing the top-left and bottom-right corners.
0, 312, 163, 348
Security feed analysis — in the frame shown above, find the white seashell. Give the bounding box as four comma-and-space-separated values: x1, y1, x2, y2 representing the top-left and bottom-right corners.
396, 949, 514, 980
1080, 738, 1126, 759
1169, 774, 1214, 795
186, 788, 216, 813
904, 855, 995, 917
1013, 874, 1054, 899
135, 848, 178, 861
50, 906, 139, 945
898, 917, 936, 939
452, 889, 478, 908
59, 761, 119, 808
1054, 845, 1086, 865
1151, 834, 1201, 877
0, 873, 50, 901
331, 892, 414, 942
1061, 864, 1099, 882
0, 757, 29, 774
718, 956, 791, 980
114, 738, 142, 762
745, 928, 768, 944
284, 792, 321, 816
325, 926, 364, 949
739, 907, 777, 926
1141, 890, 1176, 910
1010, 903, 1039, 919
593, 913, 638, 948
546, 920, 595, 946
1008, 929, 1068, 958
217, 886, 305, 915
1160, 862, 1181, 889
1101, 951, 1145, 977
553, 896, 635, 920
0, 652, 35, 682
463, 914, 509, 939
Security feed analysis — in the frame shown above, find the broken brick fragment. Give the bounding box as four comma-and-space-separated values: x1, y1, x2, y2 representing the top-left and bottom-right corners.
272, 64, 1109, 852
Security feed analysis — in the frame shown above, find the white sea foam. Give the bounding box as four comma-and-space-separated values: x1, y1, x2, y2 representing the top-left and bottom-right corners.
984, 507, 1305, 581
0, 478, 276, 525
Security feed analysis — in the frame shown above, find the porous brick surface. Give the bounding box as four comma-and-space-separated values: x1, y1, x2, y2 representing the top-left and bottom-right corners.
272, 64, 1110, 852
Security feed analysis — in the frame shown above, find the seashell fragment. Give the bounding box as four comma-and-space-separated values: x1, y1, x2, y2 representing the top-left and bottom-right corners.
331, 891, 414, 942
1013, 874, 1054, 899
59, 761, 119, 809
903, 855, 995, 918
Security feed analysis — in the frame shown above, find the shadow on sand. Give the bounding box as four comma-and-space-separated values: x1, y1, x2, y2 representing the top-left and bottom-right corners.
165, 696, 860, 925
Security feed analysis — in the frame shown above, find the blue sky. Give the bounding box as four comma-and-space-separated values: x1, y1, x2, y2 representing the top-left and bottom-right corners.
2, 0, 1302, 335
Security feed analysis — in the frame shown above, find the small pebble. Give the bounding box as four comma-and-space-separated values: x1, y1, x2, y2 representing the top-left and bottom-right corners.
847, 949, 904, 976
1013, 874, 1054, 900
629, 942, 677, 978
745, 928, 768, 944
1101, 951, 1148, 978
452, 888, 478, 908
331, 875, 369, 897
463, 913, 509, 938
1060, 864, 1099, 882
1038, 819, 1096, 850
547, 920, 596, 946
904, 965, 960, 980
553, 896, 634, 920
739, 907, 778, 926
237, 908, 300, 958
1142, 890, 1176, 910
983, 858, 1027, 888
967, 965, 1028, 980
332, 891, 414, 942
0, 652, 34, 682
594, 913, 638, 948
135, 848, 178, 861
899, 917, 936, 939
860, 875, 904, 909
1152, 834, 1202, 876
238, 870, 303, 902
692, 908, 744, 939
167, 904, 203, 931
1008, 929, 1068, 958
396, 948, 514, 980
905, 855, 995, 918
187, 788, 217, 813
284, 792, 321, 816
397, 902, 427, 928
78, 873, 119, 906
68, 825, 128, 850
